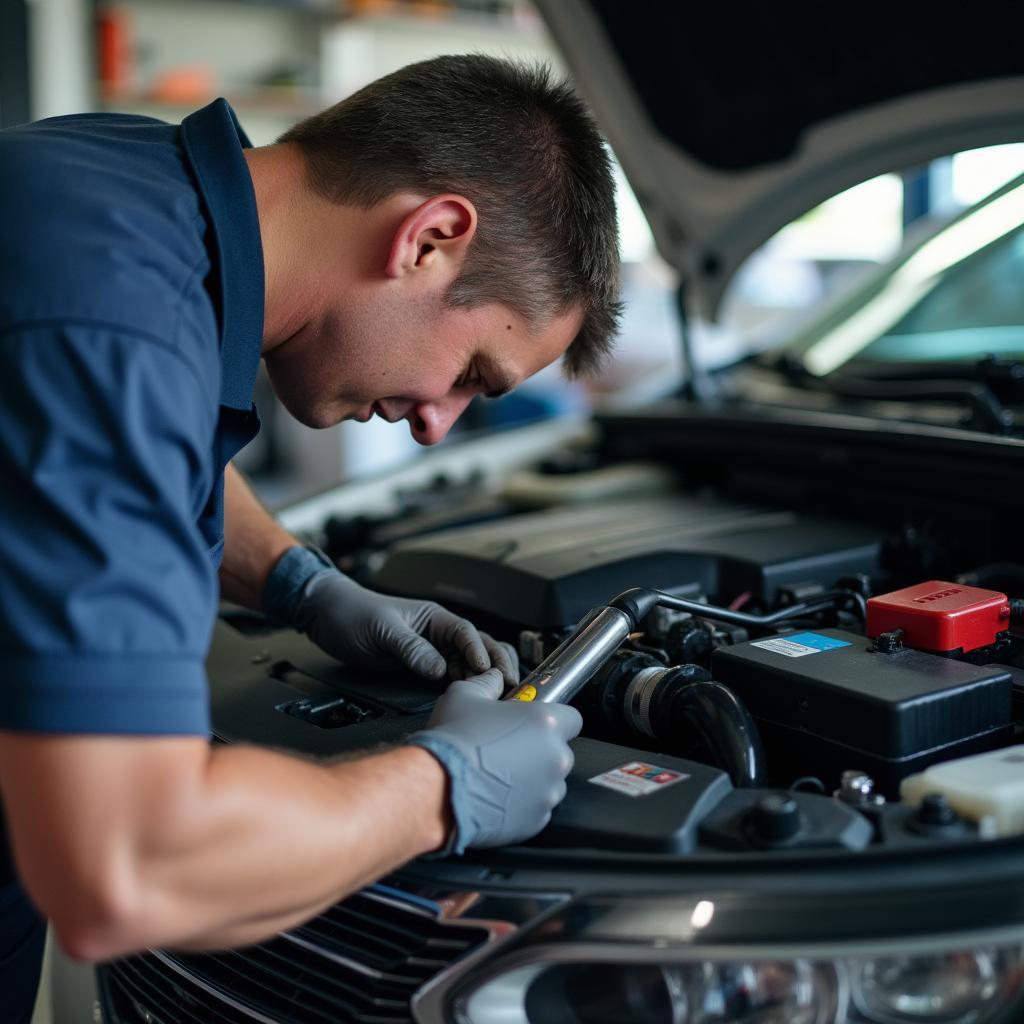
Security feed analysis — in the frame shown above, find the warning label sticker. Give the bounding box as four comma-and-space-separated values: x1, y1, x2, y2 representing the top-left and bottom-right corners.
750, 631, 852, 658
588, 761, 688, 798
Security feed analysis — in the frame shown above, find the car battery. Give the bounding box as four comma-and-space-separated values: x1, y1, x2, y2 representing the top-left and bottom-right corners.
711, 629, 1013, 797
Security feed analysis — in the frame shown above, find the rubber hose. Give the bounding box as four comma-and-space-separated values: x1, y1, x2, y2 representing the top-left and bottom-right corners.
623, 665, 766, 787
665, 679, 766, 787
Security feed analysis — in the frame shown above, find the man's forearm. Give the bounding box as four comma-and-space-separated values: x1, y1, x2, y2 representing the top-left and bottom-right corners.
220, 462, 298, 608
145, 744, 451, 953
0, 734, 450, 961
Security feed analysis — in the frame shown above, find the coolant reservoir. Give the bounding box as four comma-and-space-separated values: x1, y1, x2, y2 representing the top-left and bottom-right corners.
901, 746, 1024, 836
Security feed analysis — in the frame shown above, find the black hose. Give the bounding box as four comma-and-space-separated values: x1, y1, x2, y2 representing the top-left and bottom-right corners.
623, 665, 766, 787
611, 586, 866, 631
662, 679, 766, 788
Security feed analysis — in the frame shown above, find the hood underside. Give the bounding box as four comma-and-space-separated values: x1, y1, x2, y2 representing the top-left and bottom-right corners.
535, 0, 1024, 317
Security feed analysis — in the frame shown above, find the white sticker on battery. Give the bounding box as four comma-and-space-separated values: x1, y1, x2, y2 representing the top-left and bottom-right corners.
749, 631, 852, 658
588, 761, 689, 798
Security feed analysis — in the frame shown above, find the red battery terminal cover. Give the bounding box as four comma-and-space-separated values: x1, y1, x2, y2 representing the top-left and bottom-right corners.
866, 581, 1011, 653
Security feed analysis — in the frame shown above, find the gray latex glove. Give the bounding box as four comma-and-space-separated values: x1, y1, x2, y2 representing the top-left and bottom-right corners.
264, 548, 518, 683
409, 669, 582, 853
297, 574, 518, 683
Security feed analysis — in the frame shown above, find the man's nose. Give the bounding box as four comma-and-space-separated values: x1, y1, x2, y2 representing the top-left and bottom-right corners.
405, 394, 474, 446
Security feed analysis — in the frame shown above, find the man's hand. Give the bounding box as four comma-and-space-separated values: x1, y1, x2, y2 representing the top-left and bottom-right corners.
295, 571, 518, 682
222, 472, 517, 683
409, 669, 581, 852
264, 546, 518, 684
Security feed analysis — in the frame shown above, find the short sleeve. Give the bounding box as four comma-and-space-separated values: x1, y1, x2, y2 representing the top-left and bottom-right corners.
0, 325, 219, 735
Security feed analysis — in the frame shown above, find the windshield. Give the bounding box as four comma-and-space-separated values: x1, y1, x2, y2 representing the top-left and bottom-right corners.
861, 224, 1024, 364
789, 175, 1024, 376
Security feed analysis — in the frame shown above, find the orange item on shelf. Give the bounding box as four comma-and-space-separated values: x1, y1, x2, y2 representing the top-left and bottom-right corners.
148, 66, 217, 106
96, 6, 135, 97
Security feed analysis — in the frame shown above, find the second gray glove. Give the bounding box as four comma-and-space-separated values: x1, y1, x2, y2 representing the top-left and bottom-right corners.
408, 669, 582, 854
262, 546, 518, 684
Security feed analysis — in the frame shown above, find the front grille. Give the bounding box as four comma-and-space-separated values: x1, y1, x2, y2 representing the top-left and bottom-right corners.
98, 885, 491, 1024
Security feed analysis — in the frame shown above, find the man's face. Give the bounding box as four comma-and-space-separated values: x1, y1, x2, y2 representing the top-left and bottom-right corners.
263, 295, 582, 445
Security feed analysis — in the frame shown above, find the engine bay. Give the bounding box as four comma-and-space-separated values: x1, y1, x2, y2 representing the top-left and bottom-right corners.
211, 422, 1024, 866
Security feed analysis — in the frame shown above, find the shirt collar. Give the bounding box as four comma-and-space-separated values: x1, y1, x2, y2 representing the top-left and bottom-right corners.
180, 99, 265, 412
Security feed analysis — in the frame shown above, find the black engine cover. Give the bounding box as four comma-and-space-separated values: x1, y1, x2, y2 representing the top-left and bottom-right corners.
372, 496, 882, 630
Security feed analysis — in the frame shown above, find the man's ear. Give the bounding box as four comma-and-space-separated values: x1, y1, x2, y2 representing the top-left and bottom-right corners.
385, 194, 477, 280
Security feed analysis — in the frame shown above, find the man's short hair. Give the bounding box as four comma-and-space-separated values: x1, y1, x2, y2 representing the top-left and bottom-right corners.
278, 55, 621, 376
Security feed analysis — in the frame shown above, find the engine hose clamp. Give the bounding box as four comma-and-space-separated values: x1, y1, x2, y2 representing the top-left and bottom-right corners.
624, 666, 667, 738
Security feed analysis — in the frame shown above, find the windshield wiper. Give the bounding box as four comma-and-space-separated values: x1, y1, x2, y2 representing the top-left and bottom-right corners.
815, 375, 1015, 434
838, 355, 1024, 405
770, 354, 1018, 435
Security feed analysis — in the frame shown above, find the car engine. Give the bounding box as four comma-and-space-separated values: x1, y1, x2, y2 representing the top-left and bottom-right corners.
206, 443, 1024, 860
101, 417, 1024, 1024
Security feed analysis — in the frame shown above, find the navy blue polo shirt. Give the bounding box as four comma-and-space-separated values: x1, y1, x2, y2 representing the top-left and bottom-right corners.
0, 99, 263, 736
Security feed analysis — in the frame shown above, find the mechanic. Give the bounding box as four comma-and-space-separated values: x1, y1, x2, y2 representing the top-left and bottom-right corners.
0, 54, 620, 1017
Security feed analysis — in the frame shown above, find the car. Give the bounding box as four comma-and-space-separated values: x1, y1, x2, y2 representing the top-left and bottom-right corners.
96, 3, 1024, 1023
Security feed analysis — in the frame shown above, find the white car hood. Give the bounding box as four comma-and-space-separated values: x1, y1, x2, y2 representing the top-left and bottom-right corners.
535, 0, 1024, 318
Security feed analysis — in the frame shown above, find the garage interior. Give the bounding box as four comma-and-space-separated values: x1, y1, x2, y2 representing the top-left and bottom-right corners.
6, 2, 1024, 1023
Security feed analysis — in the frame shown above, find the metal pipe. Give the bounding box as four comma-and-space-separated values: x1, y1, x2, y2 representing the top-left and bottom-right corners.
504, 606, 632, 705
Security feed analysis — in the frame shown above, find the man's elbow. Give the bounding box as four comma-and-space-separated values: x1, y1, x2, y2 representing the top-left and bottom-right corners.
0, 732, 214, 962
45, 869, 152, 964
54, 919, 126, 965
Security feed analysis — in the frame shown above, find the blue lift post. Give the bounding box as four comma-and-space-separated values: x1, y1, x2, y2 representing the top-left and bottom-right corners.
0, 0, 30, 129
902, 158, 956, 231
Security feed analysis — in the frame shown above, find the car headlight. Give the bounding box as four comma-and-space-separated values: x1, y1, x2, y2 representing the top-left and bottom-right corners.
442, 890, 1024, 1024
515, 958, 840, 1023
850, 949, 1018, 1023
458, 946, 1024, 1024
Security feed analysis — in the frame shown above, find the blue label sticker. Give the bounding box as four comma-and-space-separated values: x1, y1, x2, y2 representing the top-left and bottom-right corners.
750, 632, 852, 658
784, 632, 851, 651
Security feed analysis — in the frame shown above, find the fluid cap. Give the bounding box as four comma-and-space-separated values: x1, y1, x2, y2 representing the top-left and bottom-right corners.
906, 792, 970, 837
750, 793, 802, 843
918, 793, 958, 827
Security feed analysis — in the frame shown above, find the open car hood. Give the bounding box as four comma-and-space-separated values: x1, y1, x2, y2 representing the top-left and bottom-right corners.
534, 0, 1024, 318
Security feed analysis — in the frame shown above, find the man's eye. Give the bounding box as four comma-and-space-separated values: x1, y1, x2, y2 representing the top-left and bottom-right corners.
458, 367, 482, 389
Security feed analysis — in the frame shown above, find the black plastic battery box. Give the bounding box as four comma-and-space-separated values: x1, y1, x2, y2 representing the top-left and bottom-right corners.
711, 628, 1013, 796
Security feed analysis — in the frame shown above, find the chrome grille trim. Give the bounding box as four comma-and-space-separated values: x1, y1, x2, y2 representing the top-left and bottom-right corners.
280, 929, 392, 981
101, 881, 531, 1024
150, 951, 282, 1024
